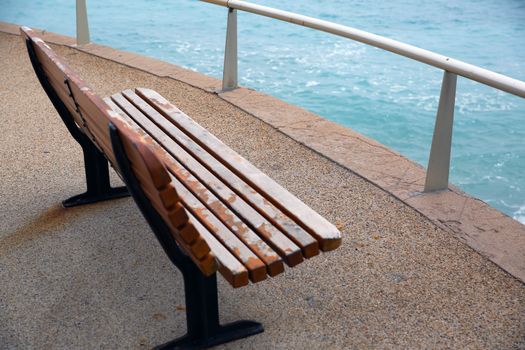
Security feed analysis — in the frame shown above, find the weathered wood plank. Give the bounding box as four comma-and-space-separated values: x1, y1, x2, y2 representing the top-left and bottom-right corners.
28, 29, 121, 164
138, 88, 342, 251
108, 96, 285, 273
107, 98, 271, 282
119, 90, 304, 267
36, 46, 118, 166
39, 66, 92, 137
116, 119, 249, 285
135, 89, 322, 257
128, 167, 198, 245
189, 213, 249, 288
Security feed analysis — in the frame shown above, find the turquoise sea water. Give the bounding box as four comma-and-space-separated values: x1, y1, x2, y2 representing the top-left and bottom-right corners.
2, 0, 524, 223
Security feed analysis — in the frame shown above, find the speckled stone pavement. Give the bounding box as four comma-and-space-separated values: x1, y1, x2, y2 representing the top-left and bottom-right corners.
0, 31, 524, 349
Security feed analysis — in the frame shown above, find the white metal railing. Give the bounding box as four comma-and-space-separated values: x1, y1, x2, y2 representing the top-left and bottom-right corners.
74, 0, 525, 192
200, 0, 525, 192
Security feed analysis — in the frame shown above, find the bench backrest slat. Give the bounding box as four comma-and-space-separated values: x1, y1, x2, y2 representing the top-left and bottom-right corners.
32, 48, 91, 138
23, 27, 116, 163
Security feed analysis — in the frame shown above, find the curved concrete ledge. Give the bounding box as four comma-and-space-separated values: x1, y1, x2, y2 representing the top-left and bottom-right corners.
0, 21, 522, 283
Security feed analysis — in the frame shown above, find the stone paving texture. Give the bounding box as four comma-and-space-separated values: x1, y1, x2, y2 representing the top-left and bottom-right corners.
0, 31, 524, 349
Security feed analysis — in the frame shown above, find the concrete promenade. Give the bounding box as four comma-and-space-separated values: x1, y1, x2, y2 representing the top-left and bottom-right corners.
1, 29, 524, 349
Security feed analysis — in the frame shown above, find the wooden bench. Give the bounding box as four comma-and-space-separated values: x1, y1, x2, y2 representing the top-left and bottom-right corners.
22, 26, 342, 349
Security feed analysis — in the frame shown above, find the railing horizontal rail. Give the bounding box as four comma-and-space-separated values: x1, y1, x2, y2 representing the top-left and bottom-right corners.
201, 0, 525, 99
199, 0, 525, 193
74, 0, 523, 193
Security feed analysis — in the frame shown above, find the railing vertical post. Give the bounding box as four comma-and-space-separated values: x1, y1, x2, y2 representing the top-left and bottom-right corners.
76, 0, 90, 45
222, 8, 238, 91
424, 70, 458, 192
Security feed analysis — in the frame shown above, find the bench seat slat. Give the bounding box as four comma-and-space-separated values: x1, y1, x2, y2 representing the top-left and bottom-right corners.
132, 165, 250, 287
106, 98, 274, 282
109, 97, 279, 280
118, 90, 305, 266
137, 88, 342, 251
188, 214, 250, 288
107, 96, 289, 271
168, 173, 268, 282
132, 89, 321, 256
118, 133, 212, 261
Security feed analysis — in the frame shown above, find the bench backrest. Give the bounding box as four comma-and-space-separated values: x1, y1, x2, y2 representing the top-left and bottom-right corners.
21, 26, 217, 276
21, 26, 117, 165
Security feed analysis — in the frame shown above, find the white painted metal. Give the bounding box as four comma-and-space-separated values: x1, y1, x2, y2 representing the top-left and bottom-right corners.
201, 0, 525, 99
202, 0, 525, 192
424, 71, 458, 192
222, 8, 238, 91
76, 0, 90, 45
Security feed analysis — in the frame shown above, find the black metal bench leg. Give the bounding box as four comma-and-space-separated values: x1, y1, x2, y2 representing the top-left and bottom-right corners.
109, 124, 262, 349
155, 263, 263, 350
62, 144, 129, 207
24, 38, 128, 208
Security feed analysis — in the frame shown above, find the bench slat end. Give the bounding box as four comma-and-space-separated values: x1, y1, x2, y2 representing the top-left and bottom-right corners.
320, 237, 343, 252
